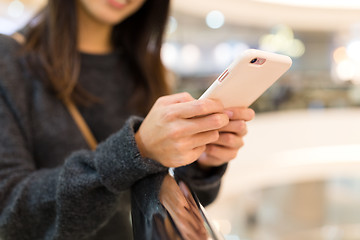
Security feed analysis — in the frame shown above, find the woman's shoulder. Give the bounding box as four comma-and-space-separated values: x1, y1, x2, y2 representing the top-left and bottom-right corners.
0, 33, 25, 78
0, 33, 27, 81
0, 33, 22, 56
0, 33, 32, 107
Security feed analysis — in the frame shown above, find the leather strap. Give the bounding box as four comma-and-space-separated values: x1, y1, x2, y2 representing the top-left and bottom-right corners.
11, 32, 25, 45
63, 98, 98, 150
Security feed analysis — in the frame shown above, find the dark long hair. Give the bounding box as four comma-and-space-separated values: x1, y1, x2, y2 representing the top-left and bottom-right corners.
23, 0, 171, 115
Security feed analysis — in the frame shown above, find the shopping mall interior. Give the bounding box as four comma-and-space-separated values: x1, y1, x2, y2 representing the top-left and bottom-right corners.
1, 0, 360, 239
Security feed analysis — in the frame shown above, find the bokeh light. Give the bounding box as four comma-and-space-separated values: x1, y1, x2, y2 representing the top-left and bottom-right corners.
181, 44, 201, 69
161, 42, 179, 69
347, 40, 360, 62
167, 16, 178, 35
7, 0, 24, 18
213, 43, 233, 68
206, 10, 225, 29
336, 59, 356, 81
213, 42, 249, 69
333, 46, 348, 64
259, 24, 305, 58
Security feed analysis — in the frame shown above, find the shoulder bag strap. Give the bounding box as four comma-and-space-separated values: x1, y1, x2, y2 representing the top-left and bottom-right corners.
62, 98, 98, 150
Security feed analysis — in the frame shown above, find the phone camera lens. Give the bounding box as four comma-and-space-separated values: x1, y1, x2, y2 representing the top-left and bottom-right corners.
250, 58, 257, 64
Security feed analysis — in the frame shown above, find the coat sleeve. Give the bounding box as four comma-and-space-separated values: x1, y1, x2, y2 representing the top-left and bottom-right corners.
0, 34, 167, 239
0, 89, 167, 239
174, 162, 228, 207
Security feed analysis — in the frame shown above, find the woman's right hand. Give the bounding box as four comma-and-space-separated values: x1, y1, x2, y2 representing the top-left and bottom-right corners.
135, 92, 230, 168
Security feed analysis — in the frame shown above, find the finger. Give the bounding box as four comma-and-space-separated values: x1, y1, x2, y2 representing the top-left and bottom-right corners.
205, 144, 240, 162
173, 98, 225, 119
185, 145, 206, 165
218, 120, 247, 135
198, 152, 228, 167
212, 133, 244, 149
173, 145, 206, 167
157, 92, 195, 106
188, 130, 219, 149
239, 125, 248, 137
179, 113, 229, 136
225, 107, 255, 121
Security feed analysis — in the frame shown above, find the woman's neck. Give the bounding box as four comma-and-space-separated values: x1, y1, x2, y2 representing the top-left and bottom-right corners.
77, 5, 113, 54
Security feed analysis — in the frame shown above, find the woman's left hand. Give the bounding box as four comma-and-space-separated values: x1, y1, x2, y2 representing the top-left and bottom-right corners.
197, 107, 255, 168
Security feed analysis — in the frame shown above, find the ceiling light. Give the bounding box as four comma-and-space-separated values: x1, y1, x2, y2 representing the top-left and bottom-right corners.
206, 10, 225, 29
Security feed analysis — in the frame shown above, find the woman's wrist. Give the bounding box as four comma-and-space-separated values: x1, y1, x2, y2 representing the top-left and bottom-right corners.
135, 130, 148, 159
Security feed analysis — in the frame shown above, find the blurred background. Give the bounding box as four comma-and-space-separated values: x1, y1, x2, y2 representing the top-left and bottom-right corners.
1, 0, 360, 239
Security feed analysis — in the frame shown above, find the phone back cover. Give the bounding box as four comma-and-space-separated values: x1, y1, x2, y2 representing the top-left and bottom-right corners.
199, 49, 292, 108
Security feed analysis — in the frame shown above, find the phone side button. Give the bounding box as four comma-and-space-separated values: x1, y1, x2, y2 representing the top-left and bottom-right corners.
218, 70, 229, 82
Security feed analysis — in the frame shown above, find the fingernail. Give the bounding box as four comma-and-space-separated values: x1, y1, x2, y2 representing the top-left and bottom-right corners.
225, 110, 233, 118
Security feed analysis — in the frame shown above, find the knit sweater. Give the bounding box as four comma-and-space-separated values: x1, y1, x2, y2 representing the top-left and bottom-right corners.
0, 34, 227, 240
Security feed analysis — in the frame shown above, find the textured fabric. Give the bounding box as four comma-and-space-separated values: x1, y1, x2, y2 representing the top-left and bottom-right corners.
0, 34, 227, 240
175, 161, 227, 207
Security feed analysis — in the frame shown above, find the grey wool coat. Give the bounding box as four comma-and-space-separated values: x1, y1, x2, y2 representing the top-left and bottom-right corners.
0, 34, 227, 240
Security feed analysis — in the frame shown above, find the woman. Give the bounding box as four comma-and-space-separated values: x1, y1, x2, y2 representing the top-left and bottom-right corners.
0, 0, 254, 239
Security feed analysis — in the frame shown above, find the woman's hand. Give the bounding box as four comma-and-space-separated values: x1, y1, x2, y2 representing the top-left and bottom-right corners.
197, 107, 255, 168
135, 92, 230, 168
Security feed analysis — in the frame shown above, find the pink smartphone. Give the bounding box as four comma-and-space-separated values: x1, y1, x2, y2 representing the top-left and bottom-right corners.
199, 49, 292, 108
